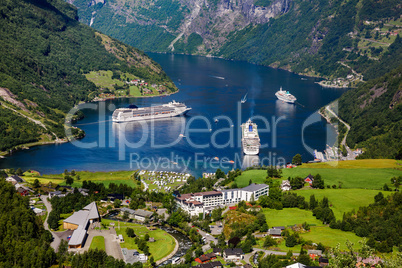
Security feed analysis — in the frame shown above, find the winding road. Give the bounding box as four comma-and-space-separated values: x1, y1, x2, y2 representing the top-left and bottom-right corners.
325, 106, 353, 159
41, 196, 62, 252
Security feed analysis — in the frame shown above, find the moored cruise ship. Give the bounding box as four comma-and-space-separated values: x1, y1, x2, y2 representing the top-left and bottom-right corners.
241, 119, 260, 155
275, 87, 297, 103
112, 100, 191, 122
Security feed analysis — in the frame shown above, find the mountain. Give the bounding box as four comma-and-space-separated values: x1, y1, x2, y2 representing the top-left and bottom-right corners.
338, 63, 402, 159
0, 0, 176, 153
68, 0, 401, 81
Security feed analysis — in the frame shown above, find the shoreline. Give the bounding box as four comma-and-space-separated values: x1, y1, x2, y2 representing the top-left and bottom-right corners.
91, 88, 179, 102
0, 89, 180, 158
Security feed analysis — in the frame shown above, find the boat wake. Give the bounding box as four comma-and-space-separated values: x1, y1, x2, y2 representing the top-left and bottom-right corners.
209, 75, 225, 80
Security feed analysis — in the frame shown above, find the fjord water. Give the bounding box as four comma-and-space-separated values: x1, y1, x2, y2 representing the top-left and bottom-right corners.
0, 54, 346, 176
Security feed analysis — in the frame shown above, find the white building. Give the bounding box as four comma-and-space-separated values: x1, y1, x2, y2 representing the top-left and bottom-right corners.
175, 184, 269, 216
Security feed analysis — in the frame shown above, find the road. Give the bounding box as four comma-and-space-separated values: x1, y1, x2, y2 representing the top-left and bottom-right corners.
244, 247, 300, 264
41, 196, 62, 252
77, 223, 124, 260
325, 106, 353, 159
1, 101, 60, 141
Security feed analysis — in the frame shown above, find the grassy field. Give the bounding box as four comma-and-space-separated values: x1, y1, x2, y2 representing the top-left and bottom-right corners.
263, 208, 324, 227
302, 226, 362, 249
129, 86, 142, 97
90, 236, 105, 250
235, 160, 401, 189
101, 219, 175, 261
235, 170, 268, 187
260, 208, 363, 251
294, 189, 391, 220
259, 226, 363, 252
23, 170, 139, 188
85, 70, 125, 90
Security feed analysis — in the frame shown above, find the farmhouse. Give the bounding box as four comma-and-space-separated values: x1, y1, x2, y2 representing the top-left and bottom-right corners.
5, 175, 24, 185
193, 261, 223, 268
304, 174, 314, 185
281, 180, 291, 191
195, 253, 217, 264
268, 228, 282, 238
63, 202, 100, 248
223, 248, 244, 261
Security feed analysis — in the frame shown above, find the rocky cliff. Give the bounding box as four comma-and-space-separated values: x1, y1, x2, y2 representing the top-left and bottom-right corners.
67, 0, 291, 54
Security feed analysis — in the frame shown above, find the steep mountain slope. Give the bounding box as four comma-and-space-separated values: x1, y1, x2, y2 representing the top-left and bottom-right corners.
0, 0, 176, 152
68, 0, 401, 81
338, 63, 402, 158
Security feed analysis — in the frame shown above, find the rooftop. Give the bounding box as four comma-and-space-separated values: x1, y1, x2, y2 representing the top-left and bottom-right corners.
68, 225, 87, 246
134, 209, 153, 218
241, 183, 269, 192
224, 248, 244, 256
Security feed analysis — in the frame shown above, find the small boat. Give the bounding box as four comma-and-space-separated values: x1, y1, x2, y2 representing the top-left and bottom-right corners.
213, 157, 219, 161
241, 92, 248, 104
228, 160, 234, 164
215, 119, 219, 123
179, 134, 185, 138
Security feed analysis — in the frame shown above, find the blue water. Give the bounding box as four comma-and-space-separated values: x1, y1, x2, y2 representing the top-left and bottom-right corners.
0, 54, 346, 177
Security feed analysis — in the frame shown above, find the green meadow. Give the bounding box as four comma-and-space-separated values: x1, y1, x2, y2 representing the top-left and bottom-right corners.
101, 219, 175, 261
263, 208, 324, 227
90, 236, 105, 251
234, 160, 402, 189
23, 170, 139, 188
294, 189, 391, 220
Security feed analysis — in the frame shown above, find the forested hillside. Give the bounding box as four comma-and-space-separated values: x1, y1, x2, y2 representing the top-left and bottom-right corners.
338, 64, 402, 158
68, 0, 401, 81
0, 180, 55, 267
0, 0, 176, 152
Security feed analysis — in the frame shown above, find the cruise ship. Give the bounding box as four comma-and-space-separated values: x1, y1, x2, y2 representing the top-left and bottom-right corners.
275, 87, 297, 103
112, 101, 191, 122
241, 119, 260, 155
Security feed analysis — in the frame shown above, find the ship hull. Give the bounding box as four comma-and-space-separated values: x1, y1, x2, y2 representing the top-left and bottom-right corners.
113, 108, 190, 123
241, 120, 261, 155
112, 101, 191, 123
275, 92, 296, 103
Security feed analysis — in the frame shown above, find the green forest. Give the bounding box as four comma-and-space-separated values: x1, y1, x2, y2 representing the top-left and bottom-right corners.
339, 64, 402, 158
0, 0, 176, 152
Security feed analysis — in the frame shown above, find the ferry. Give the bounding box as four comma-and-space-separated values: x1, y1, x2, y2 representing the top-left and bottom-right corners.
275, 87, 297, 103
112, 101, 191, 122
241, 119, 260, 155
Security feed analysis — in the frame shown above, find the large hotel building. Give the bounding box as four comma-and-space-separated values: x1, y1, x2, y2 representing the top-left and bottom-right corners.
175, 183, 269, 216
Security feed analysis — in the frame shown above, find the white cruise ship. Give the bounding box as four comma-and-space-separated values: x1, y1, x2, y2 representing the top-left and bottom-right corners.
275, 87, 297, 103
241, 119, 260, 155
112, 100, 191, 122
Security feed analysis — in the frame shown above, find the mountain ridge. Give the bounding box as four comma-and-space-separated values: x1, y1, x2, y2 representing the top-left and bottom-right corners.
0, 0, 176, 153
69, 0, 401, 83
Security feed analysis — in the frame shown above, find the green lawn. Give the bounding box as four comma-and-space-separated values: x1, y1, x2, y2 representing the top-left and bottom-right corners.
282, 168, 401, 189
263, 208, 324, 227
235, 160, 402, 190
101, 219, 175, 261
85, 70, 125, 90
24, 170, 140, 188
259, 208, 363, 251
294, 189, 391, 220
90, 236, 105, 250
301, 226, 362, 249
129, 86, 142, 97
235, 170, 268, 187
